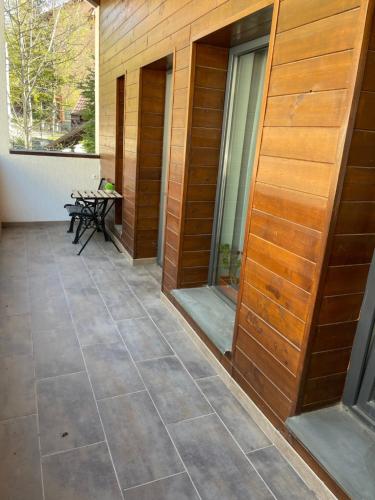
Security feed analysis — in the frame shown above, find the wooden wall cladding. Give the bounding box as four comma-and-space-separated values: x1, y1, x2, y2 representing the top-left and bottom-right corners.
232, 0, 367, 426
178, 43, 228, 288
99, 0, 274, 283
135, 68, 166, 258
298, 9, 375, 413
98, 0, 370, 430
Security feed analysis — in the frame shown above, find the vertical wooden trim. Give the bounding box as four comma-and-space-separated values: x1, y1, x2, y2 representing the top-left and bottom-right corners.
176, 41, 197, 288
295, 0, 375, 414
134, 68, 143, 258
121, 69, 127, 240
231, 0, 280, 353
115, 74, 125, 226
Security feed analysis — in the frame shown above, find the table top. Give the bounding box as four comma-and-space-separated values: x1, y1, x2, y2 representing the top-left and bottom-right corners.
71, 189, 123, 200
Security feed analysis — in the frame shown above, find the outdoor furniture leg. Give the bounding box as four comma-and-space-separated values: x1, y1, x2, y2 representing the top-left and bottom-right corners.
67, 216, 76, 233
73, 218, 84, 244
101, 222, 110, 241
77, 226, 97, 256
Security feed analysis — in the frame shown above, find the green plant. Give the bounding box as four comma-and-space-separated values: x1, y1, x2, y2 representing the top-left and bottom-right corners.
218, 243, 242, 286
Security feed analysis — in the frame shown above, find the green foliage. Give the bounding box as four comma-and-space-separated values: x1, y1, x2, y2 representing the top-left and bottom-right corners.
219, 243, 242, 285
78, 65, 96, 154
4, 0, 95, 151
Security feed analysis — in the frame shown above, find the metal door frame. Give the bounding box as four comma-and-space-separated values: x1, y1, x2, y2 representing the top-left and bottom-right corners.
157, 68, 173, 267
208, 35, 269, 289
343, 251, 375, 418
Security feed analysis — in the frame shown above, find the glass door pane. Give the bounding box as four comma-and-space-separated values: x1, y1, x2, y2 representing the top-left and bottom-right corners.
157, 69, 173, 266
210, 43, 268, 303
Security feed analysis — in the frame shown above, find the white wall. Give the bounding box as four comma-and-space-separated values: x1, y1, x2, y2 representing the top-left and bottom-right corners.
0, 2, 100, 223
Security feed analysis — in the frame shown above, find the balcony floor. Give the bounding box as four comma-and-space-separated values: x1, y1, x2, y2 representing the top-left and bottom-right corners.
0, 223, 320, 500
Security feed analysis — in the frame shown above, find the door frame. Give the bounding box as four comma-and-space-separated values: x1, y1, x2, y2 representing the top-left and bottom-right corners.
343, 251, 375, 418
157, 68, 173, 266
208, 35, 269, 292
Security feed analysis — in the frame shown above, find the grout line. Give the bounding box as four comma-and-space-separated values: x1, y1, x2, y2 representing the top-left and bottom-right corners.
27, 264, 46, 500
164, 294, 336, 497
162, 298, 329, 495
36, 370, 86, 383
27, 228, 321, 497
121, 270, 278, 500
0, 412, 38, 425
96, 389, 147, 402
49, 233, 126, 500
193, 374, 220, 382
176, 360, 278, 500
246, 444, 275, 455
134, 353, 176, 364
122, 471, 187, 493
166, 412, 216, 426
80, 339, 126, 348
83, 254, 203, 500
41, 440, 107, 459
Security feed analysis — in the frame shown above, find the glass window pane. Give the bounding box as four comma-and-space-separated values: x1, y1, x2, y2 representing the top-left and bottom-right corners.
212, 46, 268, 302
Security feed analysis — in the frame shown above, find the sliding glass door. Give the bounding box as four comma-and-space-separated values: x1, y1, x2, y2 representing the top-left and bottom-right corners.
209, 37, 268, 304
157, 69, 173, 266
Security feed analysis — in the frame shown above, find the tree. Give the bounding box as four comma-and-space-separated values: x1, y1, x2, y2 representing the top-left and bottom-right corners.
4, 0, 95, 150
78, 65, 95, 154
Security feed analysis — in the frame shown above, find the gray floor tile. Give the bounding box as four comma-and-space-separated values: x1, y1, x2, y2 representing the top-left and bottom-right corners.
97, 279, 130, 295
37, 371, 104, 454
30, 294, 71, 331
129, 276, 161, 302
248, 446, 316, 500
83, 255, 115, 272
99, 391, 183, 489
138, 356, 212, 424
144, 263, 163, 284
0, 354, 35, 420
169, 414, 273, 500
65, 287, 105, 320
99, 285, 146, 321
143, 299, 184, 334
197, 376, 270, 453
66, 287, 121, 345
33, 325, 84, 379
0, 415, 43, 500
75, 315, 121, 346
118, 317, 172, 361
83, 342, 144, 400
124, 472, 199, 500
0, 313, 32, 357
0, 278, 30, 316
29, 273, 64, 300
42, 442, 122, 500
27, 254, 58, 277
60, 267, 94, 289
118, 265, 150, 285
0, 255, 27, 279
0, 227, 319, 500
168, 331, 217, 379
91, 268, 128, 287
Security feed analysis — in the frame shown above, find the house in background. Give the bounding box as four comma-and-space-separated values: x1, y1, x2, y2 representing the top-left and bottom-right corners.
98, 0, 375, 498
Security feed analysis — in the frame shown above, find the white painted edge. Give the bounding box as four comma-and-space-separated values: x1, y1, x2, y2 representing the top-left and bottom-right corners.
106, 227, 157, 266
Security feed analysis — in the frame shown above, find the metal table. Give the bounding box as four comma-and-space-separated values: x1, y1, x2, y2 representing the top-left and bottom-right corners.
70, 189, 123, 255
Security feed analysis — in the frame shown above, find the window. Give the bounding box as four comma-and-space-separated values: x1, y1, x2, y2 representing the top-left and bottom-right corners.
4, 0, 97, 154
